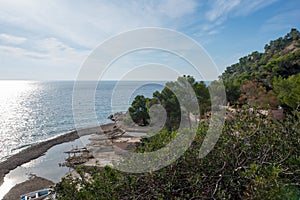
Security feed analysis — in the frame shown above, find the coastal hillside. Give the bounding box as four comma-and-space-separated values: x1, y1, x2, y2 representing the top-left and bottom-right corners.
54, 29, 300, 199
221, 28, 300, 108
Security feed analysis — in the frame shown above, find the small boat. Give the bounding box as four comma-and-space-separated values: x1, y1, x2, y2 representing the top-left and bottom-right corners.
20, 188, 52, 200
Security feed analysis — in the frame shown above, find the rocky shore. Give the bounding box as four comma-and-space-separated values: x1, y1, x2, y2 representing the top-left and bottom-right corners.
0, 112, 148, 199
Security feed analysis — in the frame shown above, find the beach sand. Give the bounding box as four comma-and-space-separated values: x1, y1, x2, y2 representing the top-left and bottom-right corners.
0, 124, 116, 187
0, 125, 115, 199
0, 113, 147, 199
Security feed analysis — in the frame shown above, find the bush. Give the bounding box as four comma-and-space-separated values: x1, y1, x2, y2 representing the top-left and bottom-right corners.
54, 108, 300, 199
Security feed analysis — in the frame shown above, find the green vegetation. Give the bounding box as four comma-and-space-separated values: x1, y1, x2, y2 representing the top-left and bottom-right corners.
221, 28, 300, 108
129, 75, 210, 131
273, 74, 300, 111
55, 109, 300, 199
128, 95, 150, 126
54, 29, 300, 199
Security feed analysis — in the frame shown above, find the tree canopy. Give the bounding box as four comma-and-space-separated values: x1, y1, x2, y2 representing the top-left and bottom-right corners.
221, 28, 300, 109
273, 73, 300, 110
128, 95, 150, 126
129, 75, 211, 130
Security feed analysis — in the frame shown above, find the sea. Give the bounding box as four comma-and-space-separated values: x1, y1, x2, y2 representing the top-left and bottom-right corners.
0, 80, 165, 162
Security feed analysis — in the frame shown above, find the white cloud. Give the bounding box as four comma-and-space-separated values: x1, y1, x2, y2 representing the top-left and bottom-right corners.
0, 45, 46, 59
205, 0, 241, 22
207, 30, 217, 35
0, 34, 27, 44
205, 0, 279, 24
37, 38, 71, 51
157, 0, 198, 18
201, 0, 279, 37
235, 0, 279, 16
0, 0, 199, 49
0, 37, 89, 66
0, 37, 90, 79
0, 0, 289, 80
34, 38, 85, 60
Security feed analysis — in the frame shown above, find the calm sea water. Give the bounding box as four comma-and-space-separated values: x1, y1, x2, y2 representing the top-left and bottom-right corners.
0, 81, 164, 161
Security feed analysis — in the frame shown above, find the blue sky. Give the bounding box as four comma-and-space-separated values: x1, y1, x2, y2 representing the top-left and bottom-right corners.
0, 0, 299, 80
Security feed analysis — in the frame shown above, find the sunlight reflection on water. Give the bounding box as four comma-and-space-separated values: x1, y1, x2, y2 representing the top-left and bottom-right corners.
0, 81, 163, 161
0, 81, 38, 161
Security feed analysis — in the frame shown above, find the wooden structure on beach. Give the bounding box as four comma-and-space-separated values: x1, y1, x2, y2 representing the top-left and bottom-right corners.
60, 147, 93, 167
64, 147, 90, 158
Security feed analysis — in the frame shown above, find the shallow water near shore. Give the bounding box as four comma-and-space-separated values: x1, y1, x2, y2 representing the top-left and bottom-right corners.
0, 135, 90, 200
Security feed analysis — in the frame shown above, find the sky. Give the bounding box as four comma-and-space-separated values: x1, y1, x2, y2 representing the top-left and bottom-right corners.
0, 0, 299, 80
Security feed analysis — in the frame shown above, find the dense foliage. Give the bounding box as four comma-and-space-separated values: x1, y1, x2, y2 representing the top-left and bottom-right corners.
273, 73, 300, 111
128, 75, 210, 131
54, 109, 300, 199
128, 95, 150, 126
221, 28, 300, 108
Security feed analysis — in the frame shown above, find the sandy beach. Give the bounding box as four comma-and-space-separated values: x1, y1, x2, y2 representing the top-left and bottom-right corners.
0, 113, 147, 199
0, 125, 114, 199
0, 123, 118, 186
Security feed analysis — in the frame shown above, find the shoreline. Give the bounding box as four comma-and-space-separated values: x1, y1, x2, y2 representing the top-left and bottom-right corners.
0, 112, 147, 199
2, 176, 54, 200
0, 123, 115, 186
